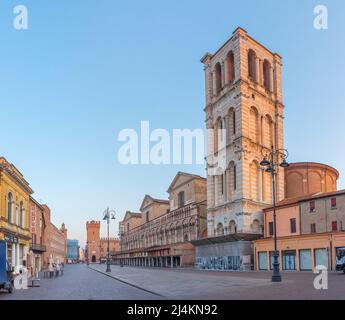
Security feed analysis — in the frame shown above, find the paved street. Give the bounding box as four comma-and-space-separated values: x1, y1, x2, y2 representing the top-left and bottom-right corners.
0, 264, 159, 300
0, 264, 344, 300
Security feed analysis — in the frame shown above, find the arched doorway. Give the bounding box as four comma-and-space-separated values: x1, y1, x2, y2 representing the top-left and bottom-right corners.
92, 255, 96, 263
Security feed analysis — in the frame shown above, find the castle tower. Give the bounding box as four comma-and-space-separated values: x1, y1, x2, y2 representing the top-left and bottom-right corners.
196, 27, 285, 271
86, 221, 101, 263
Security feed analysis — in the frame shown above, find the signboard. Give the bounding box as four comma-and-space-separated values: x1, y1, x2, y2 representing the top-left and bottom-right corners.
30, 205, 36, 234
4, 234, 18, 244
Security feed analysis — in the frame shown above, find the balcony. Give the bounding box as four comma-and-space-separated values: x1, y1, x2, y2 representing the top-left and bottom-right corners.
30, 243, 47, 252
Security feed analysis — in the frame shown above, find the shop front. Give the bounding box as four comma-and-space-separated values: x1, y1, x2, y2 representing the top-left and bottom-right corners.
0, 230, 30, 273
254, 232, 345, 272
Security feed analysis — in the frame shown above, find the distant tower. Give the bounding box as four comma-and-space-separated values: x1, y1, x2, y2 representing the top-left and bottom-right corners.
86, 221, 101, 263
60, 223, 68, 262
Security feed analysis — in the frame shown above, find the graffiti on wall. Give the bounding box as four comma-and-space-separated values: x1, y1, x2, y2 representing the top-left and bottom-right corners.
195, 256, 243, 271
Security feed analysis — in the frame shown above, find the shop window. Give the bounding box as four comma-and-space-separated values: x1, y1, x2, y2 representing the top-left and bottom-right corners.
282, 250, 297, 271
258, 252, 268, 270
299, 249, 312, 271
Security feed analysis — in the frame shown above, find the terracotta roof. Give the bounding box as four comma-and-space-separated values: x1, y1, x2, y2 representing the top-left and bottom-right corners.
264, 189, 345, 211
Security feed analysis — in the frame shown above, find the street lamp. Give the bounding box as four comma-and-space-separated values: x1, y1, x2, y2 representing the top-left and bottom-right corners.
103, 208, 116, 273
260, 145, 289, 283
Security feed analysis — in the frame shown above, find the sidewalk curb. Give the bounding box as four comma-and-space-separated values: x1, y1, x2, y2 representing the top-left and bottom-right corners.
88, 266, 165, 298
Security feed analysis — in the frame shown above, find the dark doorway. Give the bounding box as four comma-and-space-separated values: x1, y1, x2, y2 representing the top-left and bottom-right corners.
92, 255, 96, 263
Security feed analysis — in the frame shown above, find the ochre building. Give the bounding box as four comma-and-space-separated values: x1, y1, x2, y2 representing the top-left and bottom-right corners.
0, 157, 33, 272
114, 172, 207, 268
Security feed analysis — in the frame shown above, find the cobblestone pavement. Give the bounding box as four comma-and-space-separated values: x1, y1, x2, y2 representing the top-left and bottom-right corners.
89, 264, 345, 300
1, 264, 344, 300
0, 264, 159, 300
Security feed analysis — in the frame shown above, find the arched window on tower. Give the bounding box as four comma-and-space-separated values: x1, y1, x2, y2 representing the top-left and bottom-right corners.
250, 161, 260, 201
249, 106, 260, 143
227, 51, 235, 84
248, 49, 257, 81
264, 115, 274, 147
233, 165, 237, 191
263, 59, 271, 91
215, 62, 222, 95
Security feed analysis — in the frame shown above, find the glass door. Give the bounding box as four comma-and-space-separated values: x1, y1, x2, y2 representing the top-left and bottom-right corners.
283, 251, 296, 271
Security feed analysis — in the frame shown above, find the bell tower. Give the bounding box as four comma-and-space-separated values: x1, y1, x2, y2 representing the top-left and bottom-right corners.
198, 27, 285, 270
86, 221, 100, 263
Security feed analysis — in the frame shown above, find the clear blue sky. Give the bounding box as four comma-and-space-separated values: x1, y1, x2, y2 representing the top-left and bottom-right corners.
0, 0, 344, 246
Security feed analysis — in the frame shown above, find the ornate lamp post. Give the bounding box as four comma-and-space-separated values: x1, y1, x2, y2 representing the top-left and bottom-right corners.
260, 145, 289, 283
103, 208, 116, 273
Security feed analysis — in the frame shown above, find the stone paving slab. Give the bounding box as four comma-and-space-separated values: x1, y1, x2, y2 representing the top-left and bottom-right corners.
89, 264, 345, 300
89, 264, 277, 299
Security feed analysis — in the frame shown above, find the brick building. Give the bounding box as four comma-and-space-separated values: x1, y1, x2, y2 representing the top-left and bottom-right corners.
28, 197, 47, 275
42, 205, 68, 265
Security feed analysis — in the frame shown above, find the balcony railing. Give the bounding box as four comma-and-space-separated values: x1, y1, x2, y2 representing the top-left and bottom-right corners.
30, 243, 47, 252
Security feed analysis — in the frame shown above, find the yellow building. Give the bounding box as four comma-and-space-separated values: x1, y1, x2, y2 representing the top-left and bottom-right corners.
0, 157, 33, 271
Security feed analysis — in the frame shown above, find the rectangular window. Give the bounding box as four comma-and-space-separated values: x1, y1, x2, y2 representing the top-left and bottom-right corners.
332, 221, 338, 232
290, 218, 297, 234
311, 224, 316, 234
258, 252, 268, 271
269, 222, 274, 236
314, 249, 329, 269
221, 174, 224, 195
299, 249, 312, 271
310, 201, 316, 212
331, 198, 337, 209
